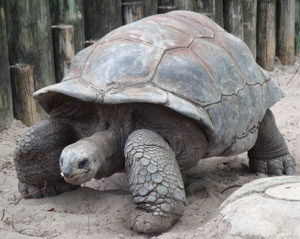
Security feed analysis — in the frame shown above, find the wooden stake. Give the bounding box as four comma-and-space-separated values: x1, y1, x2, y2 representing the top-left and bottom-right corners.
277, 0, 295, 65
174, 0, 194, 11
49, 0, 85, 53
158, 0, 177, 13
256, 0, 276, 70
122, 1, 143, 24
143, 0, 157, 17
296, 0, 300, 55
194, 0, 224, 27
4, 0, 56, 91
223, 0, 243, 40
0, 1, 13, 131
52, 25, 75, 83
83, 0, 122, 41
242, 0, 257, 58
10, 64, 37, 127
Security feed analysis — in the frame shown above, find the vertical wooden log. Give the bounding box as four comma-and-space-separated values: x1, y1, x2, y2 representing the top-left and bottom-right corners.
122, 0, 143, 24
4, 0, 56, 92
10, 65, 37, 127
52, 25, 75, 83
174, 0, 194, 11
223, 0, 243, 40
295, 0, 300, 55
158, 0, 177, 13
0, 0, 13, 131
143, 0, 158, 17
256, 0, 276, 71
194, 0, 224, 27
215, 0, 224, 27
277, 0, 295, 65
83, 0, 122, 41
49, 0, 84, 53
242, 0, 257, 58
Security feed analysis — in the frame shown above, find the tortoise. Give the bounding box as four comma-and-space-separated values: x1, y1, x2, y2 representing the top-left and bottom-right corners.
14, 11, 295, 234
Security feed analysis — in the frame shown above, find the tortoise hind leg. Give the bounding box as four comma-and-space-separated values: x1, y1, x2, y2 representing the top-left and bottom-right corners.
124, 129, 186, 234
248, 109, 295, 175
14, 119, 80, 199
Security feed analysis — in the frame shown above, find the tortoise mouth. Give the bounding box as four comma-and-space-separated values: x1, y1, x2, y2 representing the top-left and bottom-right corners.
61, 170, 93, 185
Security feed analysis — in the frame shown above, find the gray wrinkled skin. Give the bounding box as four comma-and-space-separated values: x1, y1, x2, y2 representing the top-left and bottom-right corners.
14, 11, 295, 234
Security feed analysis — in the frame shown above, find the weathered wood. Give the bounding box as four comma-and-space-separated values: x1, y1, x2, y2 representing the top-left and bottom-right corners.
158, 0, 177, 13
194, 0, 224, 27
223, 0, 243, 40
49, 0, 84, 53
214, 0, 224, 27
174, 0, 194, 11
143, 0, 157, 17
242, 0, 257, 58
277, 0, 295, 65
256, 0, 276, 71
52, 25, 75, 83
296, 0, 300, 55
0, 1, 13, 131
4, 0, 56, 92
122, 1, 143, 24
83, 0, 122, 41
10, 64, 37, 127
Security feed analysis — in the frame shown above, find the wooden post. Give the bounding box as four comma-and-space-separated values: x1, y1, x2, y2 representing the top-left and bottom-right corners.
10, 64, 37, 127
296, 0, 300, 55
277, 0, 295, 65
49, 0, 84, 53
158, 0, 177, 13
122, 0, 143, 24
4, 0, 56, 91
0, 1, 13, 131
4, 0, 55, 117
256, 0, 276, 71
174, 0, 194, 11
194, 0, 224, 27
143, 0, 157, 17
52, 25, 75, 83
223, 0, 243, 40
83, 0, 122, 41
242, 0, 257, 58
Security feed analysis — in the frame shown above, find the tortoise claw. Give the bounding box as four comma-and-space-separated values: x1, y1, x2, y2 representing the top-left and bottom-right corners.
249, 154, 295, 176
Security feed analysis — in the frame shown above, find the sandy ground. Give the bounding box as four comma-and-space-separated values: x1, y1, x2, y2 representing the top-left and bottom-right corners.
0, 57, 300, 239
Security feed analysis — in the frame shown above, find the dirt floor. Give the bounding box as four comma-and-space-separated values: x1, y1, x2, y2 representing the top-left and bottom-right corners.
0, 57, 300, 239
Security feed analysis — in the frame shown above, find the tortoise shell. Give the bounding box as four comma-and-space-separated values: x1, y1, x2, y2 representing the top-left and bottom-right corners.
34, 11, 284, 157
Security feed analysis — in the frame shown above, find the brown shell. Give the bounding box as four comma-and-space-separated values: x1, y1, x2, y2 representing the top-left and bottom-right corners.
34, 11, 284, 157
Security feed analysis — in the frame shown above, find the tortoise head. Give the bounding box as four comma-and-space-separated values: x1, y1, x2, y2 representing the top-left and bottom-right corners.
59, 129, 122, 185
59, 138, 103, 185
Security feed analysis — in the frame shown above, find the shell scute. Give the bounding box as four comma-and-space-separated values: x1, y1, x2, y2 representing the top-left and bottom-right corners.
153, 48, 220, 105
82, 40, 162, 93
191, 38, 246, 96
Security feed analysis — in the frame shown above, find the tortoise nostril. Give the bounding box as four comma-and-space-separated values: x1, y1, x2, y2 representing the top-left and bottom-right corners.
78, 158, 88, 169
62, 168, 73, 178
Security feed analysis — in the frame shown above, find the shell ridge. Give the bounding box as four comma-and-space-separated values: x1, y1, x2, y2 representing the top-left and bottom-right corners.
189, 46, 222, 97
149, 37, 196, 84
207, 37, 248, 86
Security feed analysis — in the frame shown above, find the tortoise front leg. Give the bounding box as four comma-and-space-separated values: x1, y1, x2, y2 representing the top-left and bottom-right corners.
14, 119, 79, 199
124, 129, 186, 234
248, 109, 295, 175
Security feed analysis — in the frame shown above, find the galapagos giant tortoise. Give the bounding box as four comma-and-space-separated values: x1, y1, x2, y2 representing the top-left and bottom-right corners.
14, 11, 295, 234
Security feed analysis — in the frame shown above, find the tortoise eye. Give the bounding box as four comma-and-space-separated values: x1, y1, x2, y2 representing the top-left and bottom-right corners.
78, 159, 88, 169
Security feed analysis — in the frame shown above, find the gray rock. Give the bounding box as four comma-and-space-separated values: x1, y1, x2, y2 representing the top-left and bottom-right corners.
219, 176, 300, 239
